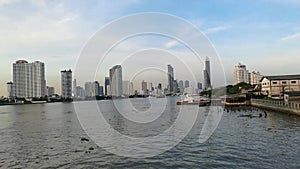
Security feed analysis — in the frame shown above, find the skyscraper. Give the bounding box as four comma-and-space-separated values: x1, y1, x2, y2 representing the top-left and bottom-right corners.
141, 80, 147, 94
104, 77, 110, 96
109, 65, 123, 97
75, 86, 85, 98
13, 60, 46, 98
73, 79, 77, 97
173, 80, 179, 93
84, 81, 100, 97
7, 82, 14, 97
148, 82, 153, 92
122, 80, 130, 96
46, 86, 55, 96
184, 80, 189, 88
129, 82, 134, 95
203, 57, 212, 90
84, 82, 93, 97
61, 69, 72, 98
197, 82, 202, 90
178, 80, 184, 94
99, 86, 104, 96
167, 64, 174, 93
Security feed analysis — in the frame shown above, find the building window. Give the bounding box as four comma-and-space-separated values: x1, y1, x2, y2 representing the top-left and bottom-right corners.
291, 81, 297, 84
272, 82, 278, 85
282, 81, 287, 84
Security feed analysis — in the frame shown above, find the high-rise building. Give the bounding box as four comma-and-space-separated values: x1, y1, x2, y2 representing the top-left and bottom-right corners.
141, 80, 147, 94
104, 77, 110, 96
61, 69, 72, 98
203, 57, 212, 90
197, 82, 202, 90
99, 86, 104, 96
178, 80, 184, 94
167, 64, 174, 93
184, 80, 189, 88
93, 81, 100, 96
73, 79, 77, 97
7, 82, 14, 97
75, 86, 85, 98
250, 71, 263, 85
173, 80, 179, 93
109, 65, 123, 97
129, 82, 134, 95
234, 63, 250, 85
46, 86, 55, 96
122, 80, 130, 96
107, 85, 111, 96
148, 82, 153, 92
13, 60, 46, 98
84, 82, 93, 97
84, 81, 100, 97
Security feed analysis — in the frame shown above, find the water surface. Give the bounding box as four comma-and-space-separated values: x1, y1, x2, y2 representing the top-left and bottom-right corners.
0, 98, 299, 168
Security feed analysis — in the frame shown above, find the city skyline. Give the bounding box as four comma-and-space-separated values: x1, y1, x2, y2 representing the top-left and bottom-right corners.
1, 1, 300, 95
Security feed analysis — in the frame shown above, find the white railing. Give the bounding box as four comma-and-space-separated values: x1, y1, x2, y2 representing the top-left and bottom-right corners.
251, 99, 300, 110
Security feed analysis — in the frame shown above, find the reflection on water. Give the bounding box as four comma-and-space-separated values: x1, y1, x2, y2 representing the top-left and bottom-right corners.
0, 98, 299, 168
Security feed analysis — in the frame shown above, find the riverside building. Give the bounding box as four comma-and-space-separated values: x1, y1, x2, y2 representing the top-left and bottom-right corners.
12, 60, 46, 98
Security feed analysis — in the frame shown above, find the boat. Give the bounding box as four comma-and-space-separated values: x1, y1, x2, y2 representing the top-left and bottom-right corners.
30, 100, 47, 104
198, 99, 211, 106
176, 95, 211, 106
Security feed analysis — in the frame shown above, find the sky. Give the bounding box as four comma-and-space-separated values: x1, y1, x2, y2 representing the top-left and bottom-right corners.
1, 0, 300, 96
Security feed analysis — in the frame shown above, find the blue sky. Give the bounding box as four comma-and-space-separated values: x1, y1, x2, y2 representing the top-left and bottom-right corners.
1, 0, 300, 95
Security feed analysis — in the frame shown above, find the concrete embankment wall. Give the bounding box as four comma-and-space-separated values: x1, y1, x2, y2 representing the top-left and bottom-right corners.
251, 99, 300, 116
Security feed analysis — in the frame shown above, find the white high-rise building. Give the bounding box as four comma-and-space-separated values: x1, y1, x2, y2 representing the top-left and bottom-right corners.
129, 82, 134, 95
61, 69, 72, 98
148, 82, 153, 92
13, 60, 46, 98
250, 71, 263, 85
123, 80, 130, 96
109, 65, 123, 97
84, 81, 100, 97
73, 79, 77, 97
234, 63, 250, 85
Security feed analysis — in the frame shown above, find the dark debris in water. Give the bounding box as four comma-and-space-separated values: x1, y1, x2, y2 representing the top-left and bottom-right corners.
80, 137, 89, 142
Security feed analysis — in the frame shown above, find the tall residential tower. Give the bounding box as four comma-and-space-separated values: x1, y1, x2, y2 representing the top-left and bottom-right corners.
61, 69, 72, 98
12, 60, 46, 98
109, 65, 123, 97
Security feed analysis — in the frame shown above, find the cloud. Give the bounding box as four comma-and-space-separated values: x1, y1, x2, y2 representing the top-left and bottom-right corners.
165, 40, 179, 49
281, 32, 300, 41
0, 0, 18, 6
203, 25, 232, 35
58, 14, 79, 24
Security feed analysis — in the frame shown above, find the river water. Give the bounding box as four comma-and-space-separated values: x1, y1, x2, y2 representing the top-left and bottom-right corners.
0, 97, 299, 168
